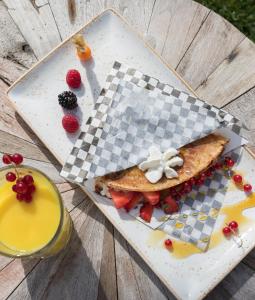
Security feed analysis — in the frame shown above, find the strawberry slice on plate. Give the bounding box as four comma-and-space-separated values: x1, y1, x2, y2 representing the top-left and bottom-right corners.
163, 196, 179, 214
124, 192, 143, 212
142, 191, 160, 205
109, 190, 134, 209
139, 203, 154, 222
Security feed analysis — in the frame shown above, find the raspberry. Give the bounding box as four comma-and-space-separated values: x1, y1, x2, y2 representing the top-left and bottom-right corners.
62, 114, 79, 133
58, 91, 78, 110
66, 69, 81, 88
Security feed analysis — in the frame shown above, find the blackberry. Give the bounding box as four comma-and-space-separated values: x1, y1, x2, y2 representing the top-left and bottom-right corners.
58, 91, 78, 109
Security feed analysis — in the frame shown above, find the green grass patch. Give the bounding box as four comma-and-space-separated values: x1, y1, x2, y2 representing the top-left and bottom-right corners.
196, 0, 255, 41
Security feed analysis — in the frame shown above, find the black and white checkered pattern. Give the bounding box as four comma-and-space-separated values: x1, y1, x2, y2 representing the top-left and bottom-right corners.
161, 149, 241, 251
61, 61, 246, 183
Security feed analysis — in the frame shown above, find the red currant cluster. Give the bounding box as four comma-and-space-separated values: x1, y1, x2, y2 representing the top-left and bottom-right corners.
167, 157, 235, 201
2, 153, 36, 203
222, 221, 238, 236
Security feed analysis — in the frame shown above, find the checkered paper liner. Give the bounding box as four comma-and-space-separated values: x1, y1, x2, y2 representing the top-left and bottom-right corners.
130, 148, 242, 251
61, 61, 246, 183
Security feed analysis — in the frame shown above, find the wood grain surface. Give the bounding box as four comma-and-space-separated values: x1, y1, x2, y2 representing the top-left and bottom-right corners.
0, 0, 255, 299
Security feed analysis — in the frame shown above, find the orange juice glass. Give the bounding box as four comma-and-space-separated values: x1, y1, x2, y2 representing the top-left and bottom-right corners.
0, 165, 72, 258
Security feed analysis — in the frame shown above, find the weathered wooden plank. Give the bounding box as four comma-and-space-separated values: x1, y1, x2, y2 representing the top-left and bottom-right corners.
114, 228, 142, 300
126, 242, 175, 300
61, 187, 86, 212
0, 57, 27, 85
0, 257, 13, 272
48, 0, 155, 41
57, 182, 75, 193
243, 248, 255, 271
3, 0, 61, 58
206, 262, 255, 300
8, 200, 105, 300
48, 0, 87, 39
176, 10, 244, 92
196, 38, 255, 107
109, 0, 156, 36
147, 0, 209, 68
0, 1, 36, 69
0, 258, 39, 300
223, 86, 255, 148
0, 130, 54, 164
97, 219, 117, 300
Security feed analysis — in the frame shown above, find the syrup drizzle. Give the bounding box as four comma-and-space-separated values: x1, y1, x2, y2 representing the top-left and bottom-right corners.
147, 192, 255, 259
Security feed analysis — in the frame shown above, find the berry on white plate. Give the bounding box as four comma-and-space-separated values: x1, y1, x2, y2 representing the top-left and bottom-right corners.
66, 69, 81, 89
62, 114, 79, 133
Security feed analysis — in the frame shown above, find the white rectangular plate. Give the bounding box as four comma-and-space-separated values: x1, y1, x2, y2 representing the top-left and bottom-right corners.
7, 9, 255, 300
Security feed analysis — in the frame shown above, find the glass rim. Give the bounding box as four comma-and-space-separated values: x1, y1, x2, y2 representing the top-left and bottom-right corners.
0, 164, 64, 258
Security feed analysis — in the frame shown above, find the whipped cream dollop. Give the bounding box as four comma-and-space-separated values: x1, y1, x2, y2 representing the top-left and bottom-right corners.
138, 146, 183, 183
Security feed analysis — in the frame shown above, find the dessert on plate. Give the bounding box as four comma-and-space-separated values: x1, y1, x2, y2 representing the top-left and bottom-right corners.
95, 134, 228, 222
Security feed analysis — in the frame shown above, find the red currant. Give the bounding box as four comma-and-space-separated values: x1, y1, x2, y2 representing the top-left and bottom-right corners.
214, 162, 223, 170
195, 178, 204, 186
210, 165, 216, 171
233, 174, 242, 184
183, 182, 192, 193
205, 169, 213, 177
174, 194, 181, 201
24, 193, 32, 202
12, 184, 18, 193
244, 184, 252, 193
224, 156, 232, 162
200, 173, 207, 181
23, 175, 34, 185
2, 154, 12, 164
222, 226, 231, 236
189, 178, 196, 186
11, 153, 23, 165
164, 239, 172, 248
229, 221, 238, 231
169, 188, 178, 196
16, 193, 25, 201
225, 159, 234, 168
6, 172, 16, 182
27, 185, 36, 193
16, 182, 28, 194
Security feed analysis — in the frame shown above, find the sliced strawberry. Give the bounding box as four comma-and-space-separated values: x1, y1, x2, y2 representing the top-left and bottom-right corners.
142, 191, 160, 205
124, 192, 143, 212
139, 203, 154, 223
109, 190, 134, 209
163, 196, 179, 214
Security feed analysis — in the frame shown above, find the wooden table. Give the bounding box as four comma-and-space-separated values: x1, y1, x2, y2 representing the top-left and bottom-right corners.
0, 1, 255, 299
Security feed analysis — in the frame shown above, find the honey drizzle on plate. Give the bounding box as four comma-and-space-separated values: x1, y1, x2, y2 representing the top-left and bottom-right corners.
147, 192, 255, 259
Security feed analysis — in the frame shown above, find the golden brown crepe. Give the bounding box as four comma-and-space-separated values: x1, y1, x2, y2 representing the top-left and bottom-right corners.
95, 134, 228, 193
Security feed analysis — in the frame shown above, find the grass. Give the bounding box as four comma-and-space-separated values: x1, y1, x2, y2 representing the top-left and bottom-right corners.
196, 0, 255, 42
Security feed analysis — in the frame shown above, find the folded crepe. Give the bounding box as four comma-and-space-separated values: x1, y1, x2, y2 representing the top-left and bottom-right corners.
95, 134, 228, 193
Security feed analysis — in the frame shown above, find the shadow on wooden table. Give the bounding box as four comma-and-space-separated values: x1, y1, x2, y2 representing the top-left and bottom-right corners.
20, 218, 107, 299
113, 228, 177, 300
205, 261, 255, 299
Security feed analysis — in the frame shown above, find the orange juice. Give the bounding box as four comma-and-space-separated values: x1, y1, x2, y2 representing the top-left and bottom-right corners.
0, 166, 72, 257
